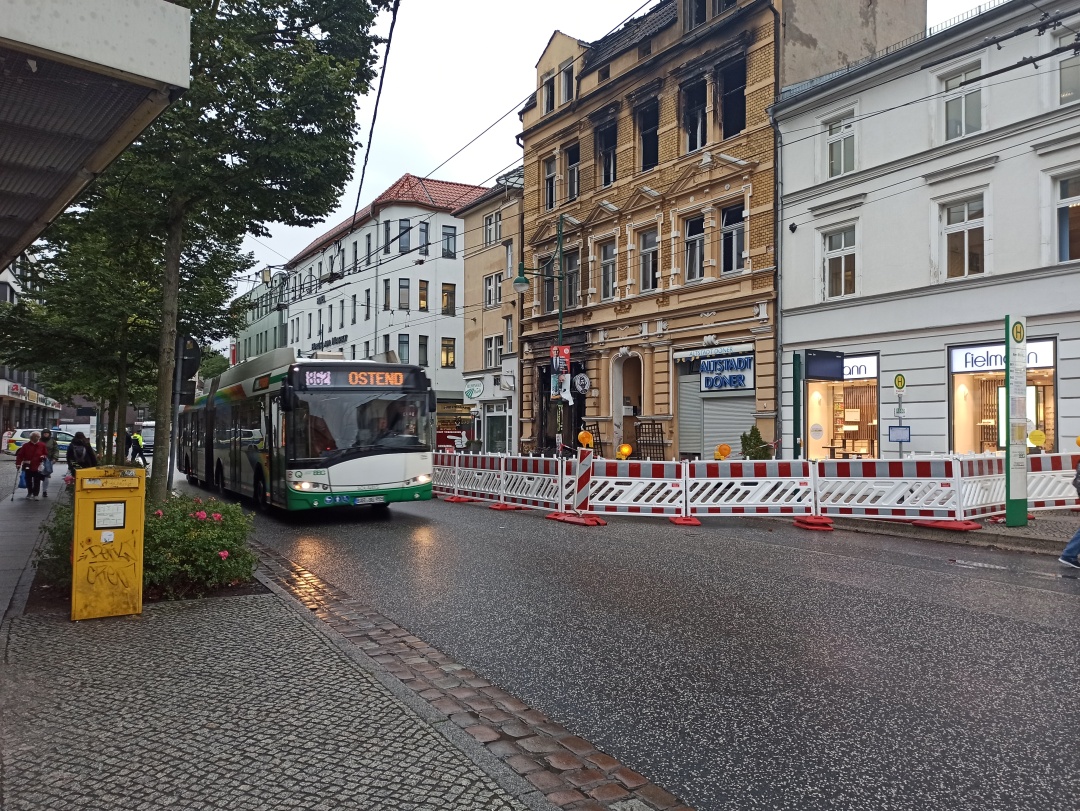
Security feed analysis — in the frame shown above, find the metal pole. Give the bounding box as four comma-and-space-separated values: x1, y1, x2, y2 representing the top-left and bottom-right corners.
556, 215, 564, 452
792, 352, 802, 460
166, 335, 183, 491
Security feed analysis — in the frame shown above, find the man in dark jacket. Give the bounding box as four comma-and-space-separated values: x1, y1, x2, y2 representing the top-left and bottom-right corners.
66, 432, 98, 474
15, 432, 48, 499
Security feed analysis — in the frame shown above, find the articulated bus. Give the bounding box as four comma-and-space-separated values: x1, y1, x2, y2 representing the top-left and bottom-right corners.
177, 348, 435, 512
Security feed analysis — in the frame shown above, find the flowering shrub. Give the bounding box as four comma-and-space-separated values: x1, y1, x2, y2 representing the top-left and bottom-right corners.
143, 494, 256, 599
36, 493, 257, 600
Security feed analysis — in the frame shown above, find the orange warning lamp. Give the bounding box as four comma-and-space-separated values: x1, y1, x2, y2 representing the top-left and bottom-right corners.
714, 443, 732, 460
616, 443, 632, 460
1076, 435, 1080, 448
578, 430, 594, 448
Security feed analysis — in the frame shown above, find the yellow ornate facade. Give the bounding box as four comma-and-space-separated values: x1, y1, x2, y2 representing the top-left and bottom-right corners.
518, 0, 923, 458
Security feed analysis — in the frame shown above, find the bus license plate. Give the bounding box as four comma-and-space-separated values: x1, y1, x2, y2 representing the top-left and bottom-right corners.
354, 496, 385, 505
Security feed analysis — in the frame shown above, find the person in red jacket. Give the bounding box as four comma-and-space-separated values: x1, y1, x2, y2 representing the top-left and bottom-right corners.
15, 432, 48, 500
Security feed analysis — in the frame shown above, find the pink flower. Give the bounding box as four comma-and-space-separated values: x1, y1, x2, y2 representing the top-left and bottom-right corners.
194, 510, 207, 520
194, 498, 203, 504
154, 510, 163, 518
218, 550, 229, 560
211, 512, 223, 522
63, 474, 74, 484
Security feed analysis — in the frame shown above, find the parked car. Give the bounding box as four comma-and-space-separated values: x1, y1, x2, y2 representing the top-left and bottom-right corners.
4, 428, 76, 455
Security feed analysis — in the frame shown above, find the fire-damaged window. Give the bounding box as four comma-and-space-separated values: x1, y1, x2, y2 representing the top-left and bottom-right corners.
597, 122, 617, 187
719, 56, 747, 139
683, 79, 707, 152
638, 100, 659, 172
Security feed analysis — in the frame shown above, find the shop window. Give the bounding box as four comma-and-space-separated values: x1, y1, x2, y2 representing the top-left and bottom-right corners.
824, 226, 856, 299
806, 366, 879, 461
827, 113, 855, 178
721, 204, 745, 273
684, 216, 705, 281
944, 195, 984, 278
944, 66, 982, 140
1057, 175, 1080, 261
640, 228, 659, 291
639, 100, 659, 171
600, 241, 617, 300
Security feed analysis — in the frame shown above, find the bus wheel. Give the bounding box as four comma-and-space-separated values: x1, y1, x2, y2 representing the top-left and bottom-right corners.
372, 502, 390, 517
254, 477, 269, 512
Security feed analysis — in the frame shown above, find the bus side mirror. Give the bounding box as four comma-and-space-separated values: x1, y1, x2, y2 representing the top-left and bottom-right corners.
428, 391, 436, 412
280, 379, 294, 412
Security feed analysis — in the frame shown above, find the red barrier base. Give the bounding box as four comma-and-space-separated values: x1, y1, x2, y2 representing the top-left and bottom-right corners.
794, 515, 834, 532
489, 503, 527, 511
443, 496, 479, 503
912, 520, 982, 532
986, 513, 1035, 524
546, 512, 607, 526
669, 516, 702, 526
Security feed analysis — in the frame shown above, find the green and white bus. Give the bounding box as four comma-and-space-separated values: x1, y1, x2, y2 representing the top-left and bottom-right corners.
177, 348, 435, 512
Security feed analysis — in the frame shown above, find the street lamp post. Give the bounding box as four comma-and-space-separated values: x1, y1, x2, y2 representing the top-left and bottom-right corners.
512, 215, 566, 452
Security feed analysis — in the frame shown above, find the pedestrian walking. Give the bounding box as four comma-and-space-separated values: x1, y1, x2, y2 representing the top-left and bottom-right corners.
66, 432, 98, 474
1058, 459, 1080, 569
130, 430, 148, 466
39, 428, 59, 499
14, 432, 48, 500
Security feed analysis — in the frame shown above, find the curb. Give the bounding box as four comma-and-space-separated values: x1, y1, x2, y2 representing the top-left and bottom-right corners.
810, 516, 1064, 556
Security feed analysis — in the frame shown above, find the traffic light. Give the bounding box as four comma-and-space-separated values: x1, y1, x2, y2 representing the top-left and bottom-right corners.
179, 336, 201, 382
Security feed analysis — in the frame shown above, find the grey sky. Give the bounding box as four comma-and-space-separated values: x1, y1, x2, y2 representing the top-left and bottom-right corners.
237, 0, 992, 290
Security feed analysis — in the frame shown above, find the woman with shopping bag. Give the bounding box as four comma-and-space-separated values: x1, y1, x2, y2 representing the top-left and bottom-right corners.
14, 432, 48, 500
39, 428, 59, 499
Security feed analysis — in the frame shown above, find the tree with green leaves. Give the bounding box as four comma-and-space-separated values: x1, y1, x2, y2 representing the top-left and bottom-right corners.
198, 350, 230, 383
120, 0, 389, 502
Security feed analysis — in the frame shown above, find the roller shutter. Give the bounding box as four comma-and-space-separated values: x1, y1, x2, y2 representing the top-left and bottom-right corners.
678, 375, 703, 455
703, 396, 756, 453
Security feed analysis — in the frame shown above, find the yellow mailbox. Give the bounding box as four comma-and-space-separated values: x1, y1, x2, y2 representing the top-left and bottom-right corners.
71, 466, 146, 621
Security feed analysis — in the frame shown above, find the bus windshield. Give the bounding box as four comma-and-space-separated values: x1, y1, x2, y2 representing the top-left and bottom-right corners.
290, 389, 432, 461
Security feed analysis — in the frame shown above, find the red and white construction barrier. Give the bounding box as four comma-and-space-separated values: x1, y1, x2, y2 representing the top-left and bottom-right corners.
432, 450, 1080, 531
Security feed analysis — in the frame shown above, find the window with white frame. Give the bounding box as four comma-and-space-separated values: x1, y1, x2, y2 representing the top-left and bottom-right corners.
640, 228, 659, 291
721, 204, 745, 273
1057, 175, 1080, 261
441, 283, 456, 316
544, 157, 557, 211
383, 279, 390, 310
484, 212, 501, 246
566, 144, 580, 201
351, 294, 357, 324
639, 100, 660, 171
419, 222, 429, 256
560, 61, 574, 105
505, 242, 514, 276
484, 272, 503, 308
944, 66, 982, 140
398, 219, 411, 253
383, 220, 391, 254
541, 256, 556, 313
1061, 54, 1080, 105
364, 340, 370, 359
398, 278, 410, 310
442, 225, 457, 258
684, 215, 705, 281
564, 251, 580, 308
365, 233, 372, 265
441, 337, 456, 368
597, 123, 617, 187
504, 315, 513, 353
365, 288, 371, 320
398, 334, 409, 364
826, 113, 854, 177
600, 241, 617, 300
824, 226, 856, 299
484, 336, 504, 368
943, 195, 984, 278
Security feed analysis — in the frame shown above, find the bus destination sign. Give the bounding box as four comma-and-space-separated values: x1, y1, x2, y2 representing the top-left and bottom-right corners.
302, 369, 406, 388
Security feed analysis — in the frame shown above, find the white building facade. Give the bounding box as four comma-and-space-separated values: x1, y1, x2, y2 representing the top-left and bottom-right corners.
282, 175, 487, 428
774, 0, 1080, 460
235, 275, 289, 364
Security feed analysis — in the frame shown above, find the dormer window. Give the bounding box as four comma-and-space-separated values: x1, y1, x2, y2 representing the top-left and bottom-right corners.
560, 61, 574, 105
598, 65, 610, 82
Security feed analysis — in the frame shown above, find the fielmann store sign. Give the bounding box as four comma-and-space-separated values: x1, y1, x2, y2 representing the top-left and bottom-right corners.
949, 339, 1054, 372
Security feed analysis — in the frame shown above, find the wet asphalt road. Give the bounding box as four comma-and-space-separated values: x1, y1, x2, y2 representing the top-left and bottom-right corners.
227, 490, 1080, 811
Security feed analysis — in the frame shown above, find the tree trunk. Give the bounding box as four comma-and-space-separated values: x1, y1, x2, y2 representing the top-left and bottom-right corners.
148, 198, 185, 502
105, 399, 116, 463
115, 362, 128, 465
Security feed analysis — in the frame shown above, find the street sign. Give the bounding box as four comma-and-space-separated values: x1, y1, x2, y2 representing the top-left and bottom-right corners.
894, 407, 906, 417
893, 373, 906, 395
888, 425, 911, 443
1005, 315, 1028, 525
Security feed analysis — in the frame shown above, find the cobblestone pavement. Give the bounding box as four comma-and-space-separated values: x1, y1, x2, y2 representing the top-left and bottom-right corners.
256, 543, 689, 811
0, 594, 542, 811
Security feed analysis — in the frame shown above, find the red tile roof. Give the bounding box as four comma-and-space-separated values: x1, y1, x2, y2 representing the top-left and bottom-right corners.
287, 174, 489, 267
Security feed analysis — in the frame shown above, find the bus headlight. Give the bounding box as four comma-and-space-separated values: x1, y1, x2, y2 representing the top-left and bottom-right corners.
289, 480, 330, 491
410, 474, 431, 485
